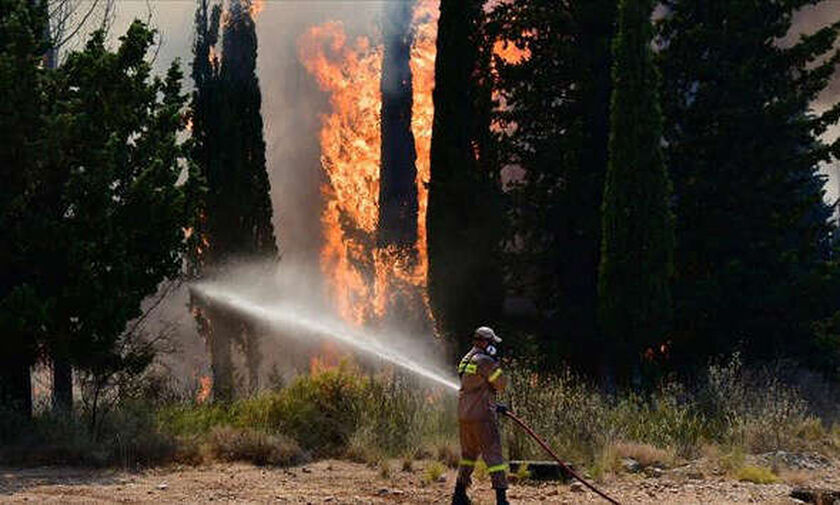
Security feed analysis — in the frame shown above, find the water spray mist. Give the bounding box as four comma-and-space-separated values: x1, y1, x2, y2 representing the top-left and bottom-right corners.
191, 283, 460, 391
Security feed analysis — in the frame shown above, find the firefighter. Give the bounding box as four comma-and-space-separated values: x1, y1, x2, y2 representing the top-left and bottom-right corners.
451, 326, 509, 505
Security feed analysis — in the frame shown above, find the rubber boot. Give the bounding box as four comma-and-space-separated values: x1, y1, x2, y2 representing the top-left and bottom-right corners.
451, 482, 471, 505
495, 488, 509, 505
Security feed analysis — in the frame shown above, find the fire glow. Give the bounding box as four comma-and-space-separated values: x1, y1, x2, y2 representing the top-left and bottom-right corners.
297, 0, 440, 326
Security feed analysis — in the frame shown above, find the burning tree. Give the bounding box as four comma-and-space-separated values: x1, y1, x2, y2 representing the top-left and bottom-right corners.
297, 1, 438, 332
189, 0, 278, 401
379, 0, 419, 253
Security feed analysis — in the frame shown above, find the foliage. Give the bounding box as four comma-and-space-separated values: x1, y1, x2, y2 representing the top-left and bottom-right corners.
598, 0, 675, 385
657, 0, 840, 370
0, 0, 189, 418
487, 0, 617, 373
0, 0, 49, 417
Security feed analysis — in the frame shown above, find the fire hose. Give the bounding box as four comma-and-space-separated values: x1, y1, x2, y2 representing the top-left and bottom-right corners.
502, 409, 622, 505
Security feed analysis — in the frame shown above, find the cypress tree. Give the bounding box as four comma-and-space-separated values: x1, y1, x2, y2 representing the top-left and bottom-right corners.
598, 0, 674, 385
488, 0, 617, 372
189, 0, 277, 399
658, 1, 840, 368
427, 0, 503, 347
379, 0, 418, 252
0, 0, 48, 419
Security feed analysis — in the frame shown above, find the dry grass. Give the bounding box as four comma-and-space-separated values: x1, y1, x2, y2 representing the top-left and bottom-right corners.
777, 468, 813, 486
612, 441, 676, 468
434, 440, 460, 468
207, 426, 302, 466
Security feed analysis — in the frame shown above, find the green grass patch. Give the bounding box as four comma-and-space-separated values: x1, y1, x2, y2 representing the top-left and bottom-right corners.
735, 465, 779, 484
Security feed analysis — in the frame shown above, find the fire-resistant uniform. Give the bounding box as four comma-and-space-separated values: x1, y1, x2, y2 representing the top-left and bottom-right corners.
456, 346, 508, 490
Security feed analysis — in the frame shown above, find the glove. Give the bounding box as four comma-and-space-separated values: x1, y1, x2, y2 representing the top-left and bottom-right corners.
496, 403, 509, 415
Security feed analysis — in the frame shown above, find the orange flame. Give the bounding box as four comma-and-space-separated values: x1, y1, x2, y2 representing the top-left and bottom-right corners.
196, 375, 212, 404
493, 39, 531, 65
298, 0, 439, 327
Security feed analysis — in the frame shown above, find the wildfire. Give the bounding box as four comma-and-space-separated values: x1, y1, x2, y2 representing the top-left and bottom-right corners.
196, 375, 212, 404
248, 0, 264, 17
493, 38, 531, 65
298, 0, 439, 327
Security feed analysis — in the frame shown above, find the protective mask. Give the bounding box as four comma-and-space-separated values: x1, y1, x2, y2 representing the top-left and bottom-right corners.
485, 344, 497, 357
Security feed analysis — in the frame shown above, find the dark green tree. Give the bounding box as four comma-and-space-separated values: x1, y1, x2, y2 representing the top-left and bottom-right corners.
658, 1, 840, 368
189, 0, 278, 399
427, 0, 504, 349
598, 0, 674, 385
0, 0, 48, 420
1, 7, 189, 421
42, 22, 189, 412
487, 0, 617, 372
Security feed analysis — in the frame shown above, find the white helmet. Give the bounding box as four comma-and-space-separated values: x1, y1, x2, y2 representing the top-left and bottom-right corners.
474, 326, 502, 344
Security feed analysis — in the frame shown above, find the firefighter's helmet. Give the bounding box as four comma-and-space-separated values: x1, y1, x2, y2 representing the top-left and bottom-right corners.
474, 326, 502, 343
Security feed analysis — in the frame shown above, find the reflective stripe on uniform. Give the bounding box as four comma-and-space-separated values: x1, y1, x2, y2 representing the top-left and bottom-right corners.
464, 363, 477, 374
487, 463, 508, 473
459, 459, 476, 467
488, 368, 503, 383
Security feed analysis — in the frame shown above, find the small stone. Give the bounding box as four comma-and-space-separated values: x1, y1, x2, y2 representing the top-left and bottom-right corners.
622, 458, 642, 473
645, 467, 664, 478
570, 482, 584, 493
157, 483, 168, 490
437, 474, 447, 483
302, 467, 312, 474
377, 488, 389, 496
687, 471, 705, 480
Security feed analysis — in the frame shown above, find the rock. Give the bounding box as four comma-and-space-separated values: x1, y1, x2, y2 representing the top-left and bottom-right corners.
376, 488, 389, 496
687, 471, 705, 480
622, 458, 642, 473
570, 482, 584, 493
761, 452, 832, 471
509, 460, 572, 482
644, 466, 665, 478
436, 474, 447, 483
157, 483, 168, 490
790, 487, 840, 504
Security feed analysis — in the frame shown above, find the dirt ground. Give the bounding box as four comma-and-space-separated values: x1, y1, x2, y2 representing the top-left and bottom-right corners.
2, 458, 838, 505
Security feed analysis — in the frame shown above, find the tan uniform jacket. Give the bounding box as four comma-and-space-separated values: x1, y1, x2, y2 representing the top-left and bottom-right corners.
457, 346, 507, 422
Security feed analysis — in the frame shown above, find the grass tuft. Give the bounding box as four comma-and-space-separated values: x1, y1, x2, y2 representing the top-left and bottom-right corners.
735, 465, 779, 484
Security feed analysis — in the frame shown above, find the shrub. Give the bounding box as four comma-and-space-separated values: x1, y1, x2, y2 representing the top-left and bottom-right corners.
735, 465, 779, 484
207, 426, 302, 466
423, 460, 446, 485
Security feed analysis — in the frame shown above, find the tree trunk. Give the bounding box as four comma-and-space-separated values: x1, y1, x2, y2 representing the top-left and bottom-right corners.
52, 356, 73, 413
209, 308, 235, 402
378, 0, 418, 251
244, 324, 260, 394
0, 357, 32, 420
